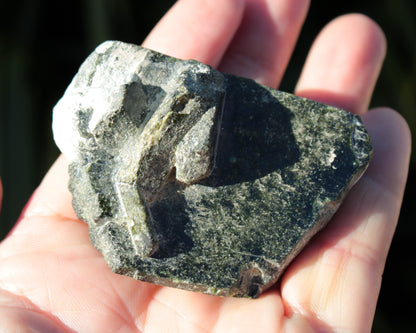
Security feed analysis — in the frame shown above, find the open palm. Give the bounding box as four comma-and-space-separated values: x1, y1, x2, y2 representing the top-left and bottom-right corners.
0, 0, 410, 332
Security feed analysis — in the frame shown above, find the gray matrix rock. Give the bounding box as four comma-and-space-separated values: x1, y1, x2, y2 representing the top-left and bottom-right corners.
53, 41, 372, 298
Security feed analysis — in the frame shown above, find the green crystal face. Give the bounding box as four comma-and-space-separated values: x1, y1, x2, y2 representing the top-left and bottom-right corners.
53, 41, 372, 298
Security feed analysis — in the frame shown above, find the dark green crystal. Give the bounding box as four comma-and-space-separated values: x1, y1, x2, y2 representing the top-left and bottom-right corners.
53, 41, 372, 298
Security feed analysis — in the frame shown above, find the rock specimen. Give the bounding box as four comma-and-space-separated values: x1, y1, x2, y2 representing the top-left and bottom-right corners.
52, 41, 372, 298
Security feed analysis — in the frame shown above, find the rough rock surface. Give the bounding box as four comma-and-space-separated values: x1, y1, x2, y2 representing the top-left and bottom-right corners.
53, 41, 372, 298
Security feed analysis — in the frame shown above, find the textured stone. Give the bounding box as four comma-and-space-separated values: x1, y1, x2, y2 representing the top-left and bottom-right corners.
52, 41, 372, 298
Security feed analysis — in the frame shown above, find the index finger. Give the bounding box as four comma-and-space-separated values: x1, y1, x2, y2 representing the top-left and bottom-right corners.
143, 0, 244, 66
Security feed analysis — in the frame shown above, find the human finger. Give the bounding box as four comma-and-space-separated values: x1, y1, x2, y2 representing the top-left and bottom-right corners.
19, 155, 76, 221
219, 0, 310, 87
143, 0, 244, 66
295, 14, 386, 115
281, 108, 411, 332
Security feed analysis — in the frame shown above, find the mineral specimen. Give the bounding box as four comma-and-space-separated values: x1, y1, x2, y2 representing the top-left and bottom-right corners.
52, 41, 372, 298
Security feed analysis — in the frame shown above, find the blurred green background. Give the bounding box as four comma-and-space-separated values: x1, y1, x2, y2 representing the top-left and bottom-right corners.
0, 0, 414, 331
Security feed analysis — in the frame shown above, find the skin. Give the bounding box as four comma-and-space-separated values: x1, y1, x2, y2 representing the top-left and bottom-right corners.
0, 0, 411, 332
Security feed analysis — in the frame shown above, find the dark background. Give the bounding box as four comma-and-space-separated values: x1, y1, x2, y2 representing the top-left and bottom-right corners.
0, 1, 414, 331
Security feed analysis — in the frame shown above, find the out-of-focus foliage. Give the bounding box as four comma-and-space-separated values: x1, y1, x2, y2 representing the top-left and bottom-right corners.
0, 1, 414, 332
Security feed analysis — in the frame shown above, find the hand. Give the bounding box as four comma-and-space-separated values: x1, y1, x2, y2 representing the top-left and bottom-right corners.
0, 0, 410, 331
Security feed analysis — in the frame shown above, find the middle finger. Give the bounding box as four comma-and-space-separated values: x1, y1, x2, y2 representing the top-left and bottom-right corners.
219, 0, 310, 87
